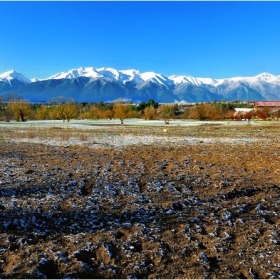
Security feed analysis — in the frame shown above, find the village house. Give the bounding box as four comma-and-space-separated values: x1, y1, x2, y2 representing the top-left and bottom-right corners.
233, 108, 254, 119
254, 101, 280, 111
254, 101, 280, 120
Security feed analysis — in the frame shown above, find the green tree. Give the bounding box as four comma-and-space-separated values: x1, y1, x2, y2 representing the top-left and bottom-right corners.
146, 99, 159, 108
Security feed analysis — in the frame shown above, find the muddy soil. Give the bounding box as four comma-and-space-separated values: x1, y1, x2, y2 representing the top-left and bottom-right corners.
0, 124, 279, 279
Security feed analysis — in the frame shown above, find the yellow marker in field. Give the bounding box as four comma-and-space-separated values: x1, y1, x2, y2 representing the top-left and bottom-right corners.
163, 129, 168, 133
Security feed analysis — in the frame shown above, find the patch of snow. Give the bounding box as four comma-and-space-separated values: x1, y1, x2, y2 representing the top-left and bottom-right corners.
47, 67, 102, 80
169, 75, 224, 87
31, 78, 43, 82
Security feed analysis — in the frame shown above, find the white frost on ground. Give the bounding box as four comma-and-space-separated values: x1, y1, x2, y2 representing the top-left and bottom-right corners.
0, 119, 273, 148
8, 134, 261, 149
0, 119, 270, 128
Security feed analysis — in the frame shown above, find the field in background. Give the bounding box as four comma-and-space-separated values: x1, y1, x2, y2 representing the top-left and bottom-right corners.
1, 119, 280, 148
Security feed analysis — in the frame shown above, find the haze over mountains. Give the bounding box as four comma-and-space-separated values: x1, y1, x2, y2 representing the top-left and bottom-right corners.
1, 67, 280, 103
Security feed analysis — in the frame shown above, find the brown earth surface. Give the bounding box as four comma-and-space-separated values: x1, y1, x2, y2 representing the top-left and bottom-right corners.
0, 123, 279, 279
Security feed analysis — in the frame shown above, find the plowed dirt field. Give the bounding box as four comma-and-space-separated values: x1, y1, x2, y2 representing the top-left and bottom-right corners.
0, 122, 279, 278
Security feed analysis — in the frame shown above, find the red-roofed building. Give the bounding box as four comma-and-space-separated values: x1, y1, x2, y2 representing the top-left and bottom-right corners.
254, 101, 280, 110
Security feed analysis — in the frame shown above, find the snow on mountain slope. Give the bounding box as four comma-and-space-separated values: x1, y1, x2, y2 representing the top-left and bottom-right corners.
97, 67, 127, 82
47, 67, 138, 84
0, 70, 31, 85
197, 77, 223, 85
256, 72, 276, 82
46, 67, 174, 87
44, 67, 280, 93
30, 78, 43, 82
47, 67, 102, 80
2, 68, 280, 89
119, 69, 173, 86
219, 72, 280, 87
169, 75, 223, 87
139, 72, 173, 86
119, 69, 144, 84
169, 72, 280, 90
2, 68, 280, 102
255, 72, 280, 86
168, 75, 189, 85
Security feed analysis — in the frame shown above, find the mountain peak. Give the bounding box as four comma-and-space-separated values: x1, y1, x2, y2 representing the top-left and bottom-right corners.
255, 72, 276, 81
0, 70, 31, 84
0, 69, 18, 78
47, 67, 101, 80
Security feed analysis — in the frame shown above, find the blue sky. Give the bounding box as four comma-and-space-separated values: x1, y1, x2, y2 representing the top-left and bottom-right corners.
1, 1, 280, 79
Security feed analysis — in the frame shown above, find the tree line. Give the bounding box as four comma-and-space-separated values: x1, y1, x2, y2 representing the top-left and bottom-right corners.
0, 94, 278, 123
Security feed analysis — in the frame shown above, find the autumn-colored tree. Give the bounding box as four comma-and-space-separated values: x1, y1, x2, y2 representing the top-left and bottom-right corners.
189, 103, 209, 120
208, 105, 222, 120
159, 104, 175, 124
88, 106, 102, 120
52, 104, 77, 122
0, 97, 13, 122
129, 109, 141, 119
181, 106, 191, 119
113, 103, 130, 124
36, 105, 51, 120
77, 103, 97, 120
271, 110, 280, 120
224, 110, 235, 120
7, 100, 33, 122
234, 111, 243, 121
102, 109, 114, 120
244, 111, 254, 121
63, 104, 78, 122
259, 106, 272, 118
76, 102, 91, 118
79, 111, 89, 120
78, 102, 115, 120
0, 93, 22, 121
143, 105, 157, 120
257, 112, 267, 120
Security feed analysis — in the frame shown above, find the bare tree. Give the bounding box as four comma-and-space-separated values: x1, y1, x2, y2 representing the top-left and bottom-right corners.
48, 96, 75, 104
1, 93, 22, 102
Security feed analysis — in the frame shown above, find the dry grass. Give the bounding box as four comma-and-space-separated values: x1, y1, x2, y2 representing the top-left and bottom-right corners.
1, 121, 280, 142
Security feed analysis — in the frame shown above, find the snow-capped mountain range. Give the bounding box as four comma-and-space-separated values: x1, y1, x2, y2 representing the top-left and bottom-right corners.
1, 67, 280, 103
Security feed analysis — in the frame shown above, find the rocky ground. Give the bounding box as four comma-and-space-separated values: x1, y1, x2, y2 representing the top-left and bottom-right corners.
0, 123, 279, 279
